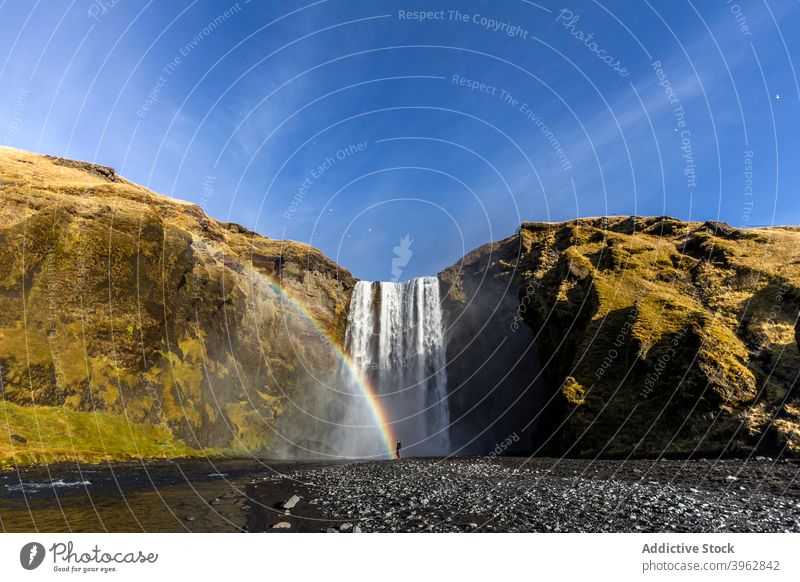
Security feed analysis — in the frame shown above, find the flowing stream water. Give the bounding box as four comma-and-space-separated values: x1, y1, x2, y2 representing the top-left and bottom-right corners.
329, 276, 451, 458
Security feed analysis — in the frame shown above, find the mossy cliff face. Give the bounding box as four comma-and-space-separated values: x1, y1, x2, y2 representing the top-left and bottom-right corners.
0, 147, 354, 465
506, 217, 800, 457
2, 147, 798, 464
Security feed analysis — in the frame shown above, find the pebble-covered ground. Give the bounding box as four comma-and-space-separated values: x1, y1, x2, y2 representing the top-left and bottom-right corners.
244, 457, 800, 533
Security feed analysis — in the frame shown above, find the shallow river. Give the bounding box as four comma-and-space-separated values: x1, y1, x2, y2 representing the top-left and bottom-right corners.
0, 458, 316, 532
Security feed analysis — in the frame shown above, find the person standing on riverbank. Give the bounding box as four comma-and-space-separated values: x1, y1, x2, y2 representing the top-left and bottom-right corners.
396, 440, 402, 459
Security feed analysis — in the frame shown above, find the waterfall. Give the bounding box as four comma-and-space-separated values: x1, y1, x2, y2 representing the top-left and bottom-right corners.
329, 276, 451, 458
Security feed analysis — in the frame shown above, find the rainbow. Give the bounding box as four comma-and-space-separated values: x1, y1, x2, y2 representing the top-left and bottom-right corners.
242, 262, 396, 458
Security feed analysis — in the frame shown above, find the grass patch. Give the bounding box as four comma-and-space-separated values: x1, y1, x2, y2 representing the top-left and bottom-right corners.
0, 401, 209, 468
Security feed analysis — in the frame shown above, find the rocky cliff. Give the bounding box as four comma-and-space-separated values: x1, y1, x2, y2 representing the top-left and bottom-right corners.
443, 216, 800, 457
2, 147, 799, 465
0, 147, 354, 466
439, 234, 546, 455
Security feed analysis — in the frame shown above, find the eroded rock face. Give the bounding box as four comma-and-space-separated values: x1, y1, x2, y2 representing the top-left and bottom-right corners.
796, 317, 800, 353
509, 217, 800, 457
2, 147, 799, 462
438, 235, 545, 455
437, 216, 800, 457
0, 147, 354, 461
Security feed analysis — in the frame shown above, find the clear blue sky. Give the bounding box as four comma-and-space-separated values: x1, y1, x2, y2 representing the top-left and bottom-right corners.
1, 0, 798, 281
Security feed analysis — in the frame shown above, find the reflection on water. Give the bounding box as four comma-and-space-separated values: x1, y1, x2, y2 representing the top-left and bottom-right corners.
0, 458, 308, 532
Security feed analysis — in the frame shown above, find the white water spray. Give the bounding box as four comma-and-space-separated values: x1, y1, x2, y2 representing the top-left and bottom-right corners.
329, 276, 451, 458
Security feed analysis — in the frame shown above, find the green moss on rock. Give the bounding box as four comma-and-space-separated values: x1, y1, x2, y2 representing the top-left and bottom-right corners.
513, 217, 800, 457
0, 146, 355, 465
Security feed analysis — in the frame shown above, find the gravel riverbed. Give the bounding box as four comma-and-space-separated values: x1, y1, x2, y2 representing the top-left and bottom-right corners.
244, 457, 800, 533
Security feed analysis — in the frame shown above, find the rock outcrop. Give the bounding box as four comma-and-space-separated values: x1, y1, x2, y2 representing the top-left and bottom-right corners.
496, 217, 799, 456
0, 146, 354, 465
439, 234, 545, 455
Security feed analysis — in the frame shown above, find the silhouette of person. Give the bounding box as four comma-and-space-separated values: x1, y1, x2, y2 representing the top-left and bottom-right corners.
396, 440, 402, 459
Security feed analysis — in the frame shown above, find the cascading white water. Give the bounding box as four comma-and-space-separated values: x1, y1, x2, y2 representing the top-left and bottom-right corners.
329, 276, 451, 458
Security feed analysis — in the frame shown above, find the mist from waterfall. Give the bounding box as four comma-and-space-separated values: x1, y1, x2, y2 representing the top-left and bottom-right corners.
327, 276, 451, 458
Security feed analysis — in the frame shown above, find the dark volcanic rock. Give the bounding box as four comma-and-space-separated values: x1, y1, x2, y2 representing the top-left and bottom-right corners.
438, 234, 546, 455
